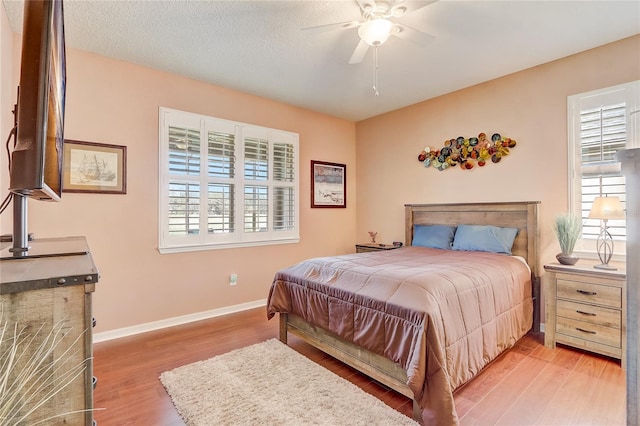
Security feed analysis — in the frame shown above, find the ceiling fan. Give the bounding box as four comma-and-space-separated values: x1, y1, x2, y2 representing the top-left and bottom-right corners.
302, 0, 438, 65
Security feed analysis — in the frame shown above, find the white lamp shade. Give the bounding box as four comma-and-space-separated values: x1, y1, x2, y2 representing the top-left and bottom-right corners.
588, 196, 625, 220
358, 18, 394, 46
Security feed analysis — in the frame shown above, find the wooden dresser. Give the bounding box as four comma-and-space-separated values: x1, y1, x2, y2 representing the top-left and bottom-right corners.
0, 237, 98, 425
544, 261, 626, 367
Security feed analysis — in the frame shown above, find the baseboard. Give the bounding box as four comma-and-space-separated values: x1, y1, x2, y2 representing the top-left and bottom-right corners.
93, 299, 267, 343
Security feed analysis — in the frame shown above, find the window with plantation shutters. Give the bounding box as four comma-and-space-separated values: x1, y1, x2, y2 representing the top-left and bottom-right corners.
158, 108, 299, 253
579, 103, 626, 240
568, 81, 640, 257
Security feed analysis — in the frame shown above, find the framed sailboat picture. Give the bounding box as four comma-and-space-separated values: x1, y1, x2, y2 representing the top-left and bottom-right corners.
62, 140, 127, 194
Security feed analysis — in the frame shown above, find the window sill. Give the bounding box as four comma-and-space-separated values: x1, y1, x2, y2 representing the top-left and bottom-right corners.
572, 250, 626, 264
158, 237, 300, 254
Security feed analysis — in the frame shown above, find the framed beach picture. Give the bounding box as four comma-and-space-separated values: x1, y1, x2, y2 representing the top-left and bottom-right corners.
62, 140, 127, 194
311, 160, 346, 208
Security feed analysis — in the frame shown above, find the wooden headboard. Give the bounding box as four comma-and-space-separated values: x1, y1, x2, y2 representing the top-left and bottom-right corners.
405, 201, 541, 330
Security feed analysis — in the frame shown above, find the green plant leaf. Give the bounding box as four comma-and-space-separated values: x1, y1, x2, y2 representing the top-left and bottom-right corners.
553, 213, 583, 254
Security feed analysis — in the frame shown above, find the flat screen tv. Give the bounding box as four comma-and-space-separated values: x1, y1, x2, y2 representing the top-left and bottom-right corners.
9, 0, 66, 201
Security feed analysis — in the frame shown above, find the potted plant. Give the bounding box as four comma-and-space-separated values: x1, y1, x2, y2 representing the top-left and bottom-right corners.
0, 315, 89, 425
553, 213, 583, 265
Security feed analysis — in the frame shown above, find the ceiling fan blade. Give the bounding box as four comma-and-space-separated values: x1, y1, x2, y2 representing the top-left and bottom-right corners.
348, 39, 370, 64
392, 23, 435, 47
301, 20, 360, 35
390, 0, 438, 17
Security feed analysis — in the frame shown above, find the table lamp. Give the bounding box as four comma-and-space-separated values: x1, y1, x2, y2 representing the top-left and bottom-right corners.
588, 196, 625, 270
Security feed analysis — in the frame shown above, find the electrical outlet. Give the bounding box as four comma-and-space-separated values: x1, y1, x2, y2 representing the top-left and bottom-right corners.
229, 273, 238, 286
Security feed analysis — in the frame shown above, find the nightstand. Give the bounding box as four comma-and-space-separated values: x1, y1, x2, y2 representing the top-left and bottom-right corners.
544, 261, 626, 368
355, 243, 401, 253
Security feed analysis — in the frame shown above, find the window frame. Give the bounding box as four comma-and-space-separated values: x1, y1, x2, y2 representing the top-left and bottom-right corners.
567, 80, 640, 258
158, 107, 300, 253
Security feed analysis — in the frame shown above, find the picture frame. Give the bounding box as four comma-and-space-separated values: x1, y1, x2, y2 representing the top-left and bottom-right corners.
311, 160, 346, 208
63, 140, 127, 194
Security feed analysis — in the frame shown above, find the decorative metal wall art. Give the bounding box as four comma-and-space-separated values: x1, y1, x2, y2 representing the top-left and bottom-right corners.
417, 133, 517, 171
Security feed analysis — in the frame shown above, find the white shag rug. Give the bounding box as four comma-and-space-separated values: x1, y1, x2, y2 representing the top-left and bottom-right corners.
160, 338, 419, 426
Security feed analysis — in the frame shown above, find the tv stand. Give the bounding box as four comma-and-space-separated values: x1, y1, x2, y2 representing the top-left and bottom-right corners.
10, 191, 29, 256
1, 235, 90, 261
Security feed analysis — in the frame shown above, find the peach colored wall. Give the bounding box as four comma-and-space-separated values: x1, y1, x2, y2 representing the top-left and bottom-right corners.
356, 35, 640, 315
3, 29, 356, 333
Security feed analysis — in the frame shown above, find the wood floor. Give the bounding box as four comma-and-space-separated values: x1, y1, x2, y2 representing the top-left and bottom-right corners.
93, 307, 625, 425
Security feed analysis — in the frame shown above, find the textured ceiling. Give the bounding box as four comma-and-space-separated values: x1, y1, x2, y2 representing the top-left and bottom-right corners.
3, 0, 640, 121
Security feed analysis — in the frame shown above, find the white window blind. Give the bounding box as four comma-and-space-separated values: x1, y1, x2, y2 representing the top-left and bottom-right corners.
158, 108, 299, 253
579, 103, 626, 240
207, 130, 236, 234
167, 123, 201, 238
568, 80, 640, 256
273, 143, 296, 231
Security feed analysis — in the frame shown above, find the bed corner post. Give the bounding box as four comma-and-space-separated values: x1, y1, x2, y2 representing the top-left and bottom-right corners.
279, 313, 288, 344
404, 204, 413, 247
412, 399, 423, 424
532, 275, 541, 333
528, 201, 542, 333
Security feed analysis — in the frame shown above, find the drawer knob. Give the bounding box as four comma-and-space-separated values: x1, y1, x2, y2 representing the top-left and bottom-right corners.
575, 327, 597, 335
576, 310, 596, 317
576, 289, 597, 296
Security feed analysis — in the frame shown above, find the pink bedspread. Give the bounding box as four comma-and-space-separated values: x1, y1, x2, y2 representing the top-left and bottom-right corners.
267, 246, 533, 425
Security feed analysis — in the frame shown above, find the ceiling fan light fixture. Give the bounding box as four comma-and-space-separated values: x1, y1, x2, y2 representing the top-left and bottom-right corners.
358, 18, 393, 46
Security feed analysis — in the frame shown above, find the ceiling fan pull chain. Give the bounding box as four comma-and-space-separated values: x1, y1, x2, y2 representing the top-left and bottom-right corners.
373, 45, 380, 96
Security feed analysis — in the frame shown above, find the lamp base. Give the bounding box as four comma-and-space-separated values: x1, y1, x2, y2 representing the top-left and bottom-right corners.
594, 263, 617, 271
595, 224, 615, 271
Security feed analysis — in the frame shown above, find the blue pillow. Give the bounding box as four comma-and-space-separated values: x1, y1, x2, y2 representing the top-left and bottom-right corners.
412, 225, 456, 250
451, 224, 519, 255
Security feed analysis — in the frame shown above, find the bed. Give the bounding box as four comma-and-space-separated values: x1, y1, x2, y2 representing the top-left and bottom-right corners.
267, 201, 541, 425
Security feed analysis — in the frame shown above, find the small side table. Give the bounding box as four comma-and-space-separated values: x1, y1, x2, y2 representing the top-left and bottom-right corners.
355, 243, 401, 253
544, 261, 626, 367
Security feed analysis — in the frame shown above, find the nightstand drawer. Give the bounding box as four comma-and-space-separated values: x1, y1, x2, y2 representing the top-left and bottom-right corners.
355, 243, 400, 253
556, 299, 621, 329
556, 279, 621, 308
356, 246, 383, 253
556, 316, 621, 348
